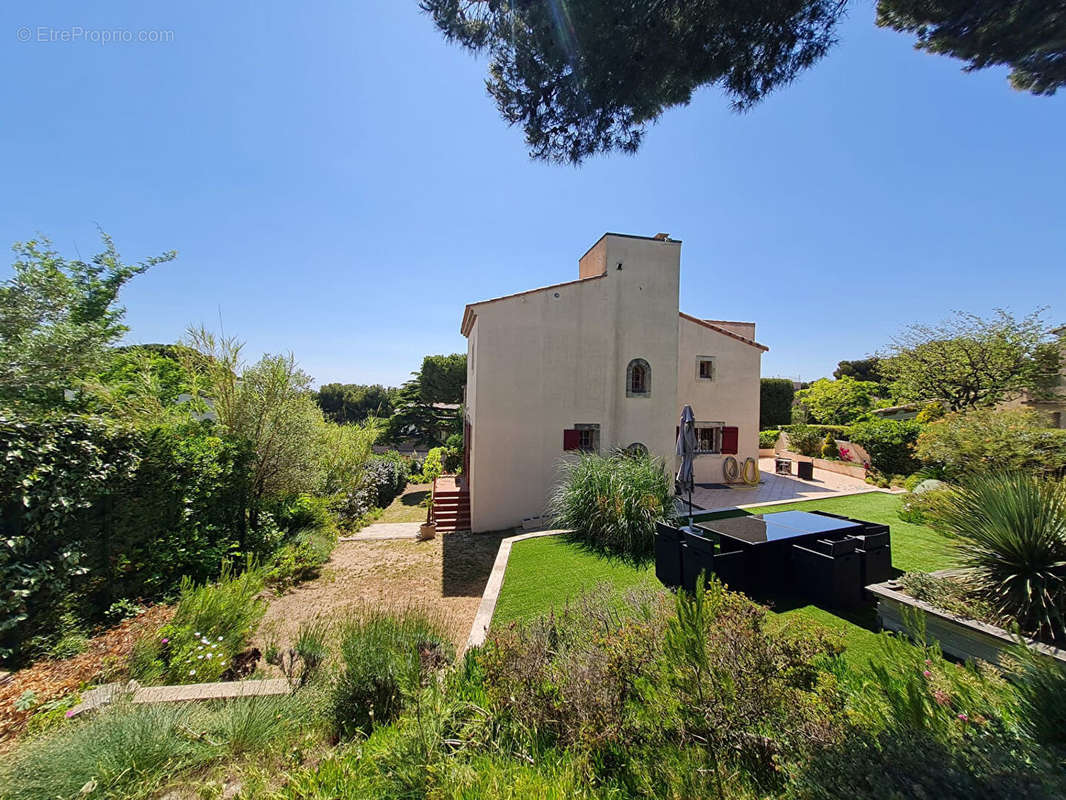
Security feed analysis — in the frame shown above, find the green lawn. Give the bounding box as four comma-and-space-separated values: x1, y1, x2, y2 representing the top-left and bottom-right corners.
729, 491, 956, 573
492, 536, 658, 624
493, 492, 957, 667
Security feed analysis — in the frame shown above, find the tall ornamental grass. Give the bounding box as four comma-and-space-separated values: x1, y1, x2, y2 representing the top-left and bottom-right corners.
939, 473, 1066, 641
549, 451, 674, 558
2, 703, 207, 800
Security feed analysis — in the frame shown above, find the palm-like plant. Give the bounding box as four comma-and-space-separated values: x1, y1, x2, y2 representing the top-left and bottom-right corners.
939, 473, 1066, 641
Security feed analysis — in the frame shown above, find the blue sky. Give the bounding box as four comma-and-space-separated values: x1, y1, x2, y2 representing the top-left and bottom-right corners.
2, 1, 1063, 386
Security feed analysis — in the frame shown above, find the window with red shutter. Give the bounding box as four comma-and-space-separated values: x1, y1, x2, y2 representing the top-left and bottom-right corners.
721, 426, 739, 454
563, 429, 581, 451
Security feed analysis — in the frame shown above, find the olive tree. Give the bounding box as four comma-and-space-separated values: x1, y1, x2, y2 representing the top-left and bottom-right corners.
881, 309, 1061, 412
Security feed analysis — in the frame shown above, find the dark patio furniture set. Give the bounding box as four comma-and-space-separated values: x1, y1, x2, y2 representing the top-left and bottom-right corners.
654, 510, 892, 609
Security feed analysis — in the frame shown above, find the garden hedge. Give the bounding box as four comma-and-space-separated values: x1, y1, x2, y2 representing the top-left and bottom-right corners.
0, 412, 254, 662
760, 378, 795, 428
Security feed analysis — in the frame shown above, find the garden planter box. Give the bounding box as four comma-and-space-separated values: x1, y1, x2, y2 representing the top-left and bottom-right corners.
868, 576, 1066, 668
758, 448, 777, 458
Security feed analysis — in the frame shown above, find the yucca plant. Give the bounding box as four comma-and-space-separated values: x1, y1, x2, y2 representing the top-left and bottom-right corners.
939, 473, 1066, 641
549, 450, 674, 558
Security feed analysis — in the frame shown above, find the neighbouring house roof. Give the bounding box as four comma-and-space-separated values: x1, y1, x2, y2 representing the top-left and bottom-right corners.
871, 403, 922, 415
460, 274, 606, 336
679, 312, 768, 352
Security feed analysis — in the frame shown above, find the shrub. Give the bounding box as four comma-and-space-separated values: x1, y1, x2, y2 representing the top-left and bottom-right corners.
1010, 643, 1066, 751
897, 484, 953, 528
897, 572, 998, 623
915, 407, 1066, 479
903, 468, 944, 492
442, 434, 464, 472
787, 613, 1066, 800
334, 453, 409, 525
264, 534, 331, 593
273, 493, 333, 534
820, 434, 839, 460
915, 401, 946, 423
479, 585, 672, 753
362, 452, 409, 507
785, 424, 824, 457
549, 451, 674, 558
759, 429, 781, 449
661, 578, 845, 783
480, 580, 844, 788
937, 473, 1066, 642
131, 561, 266, 684
421, 447, 446, 482
846, 418, 922, 475
331, 607, 453, 737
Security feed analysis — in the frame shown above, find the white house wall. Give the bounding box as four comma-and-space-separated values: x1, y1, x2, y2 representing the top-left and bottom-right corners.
677, 316, 763, 484
463, 234, 761, 532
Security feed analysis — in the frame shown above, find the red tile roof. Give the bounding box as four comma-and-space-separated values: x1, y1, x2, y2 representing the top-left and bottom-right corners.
679, 312, 768, 351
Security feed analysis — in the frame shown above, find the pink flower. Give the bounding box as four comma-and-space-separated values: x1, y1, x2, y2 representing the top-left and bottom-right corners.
161, 638, 169, 644
957, 713, 969, 722
922, 670, 932, 679
65, 709, 75, 718
933, 690, 950, 706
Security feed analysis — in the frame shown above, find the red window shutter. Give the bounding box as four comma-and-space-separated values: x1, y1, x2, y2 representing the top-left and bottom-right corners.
563, 429, 581, 451
721, 426, 739, 454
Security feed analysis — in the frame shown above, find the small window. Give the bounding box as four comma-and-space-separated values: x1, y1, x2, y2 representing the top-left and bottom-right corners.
564, 424, 600, 453
697, 357, 715, 381
626, 358, 651, 397
695, 425, 721, 454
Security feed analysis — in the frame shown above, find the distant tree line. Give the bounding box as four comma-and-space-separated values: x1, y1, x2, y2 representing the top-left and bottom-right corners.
313, 353, 466, 446
763, 309, 1063, 428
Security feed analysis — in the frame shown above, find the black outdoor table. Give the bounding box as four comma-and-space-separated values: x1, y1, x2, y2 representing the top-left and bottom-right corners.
695, 511, 864, 595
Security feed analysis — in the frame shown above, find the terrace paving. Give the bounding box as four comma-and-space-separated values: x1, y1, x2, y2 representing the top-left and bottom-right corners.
688, 457, 885, 512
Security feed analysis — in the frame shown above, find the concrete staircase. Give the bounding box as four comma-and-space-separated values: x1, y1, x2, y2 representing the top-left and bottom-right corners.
431, 475, 470, 533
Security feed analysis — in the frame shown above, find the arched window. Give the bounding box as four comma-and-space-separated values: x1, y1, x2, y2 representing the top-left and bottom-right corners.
626, 358, 650, 397
625, 442, 648, 458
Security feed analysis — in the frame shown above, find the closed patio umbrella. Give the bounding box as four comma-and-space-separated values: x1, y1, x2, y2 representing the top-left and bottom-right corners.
676, 405, 697, 531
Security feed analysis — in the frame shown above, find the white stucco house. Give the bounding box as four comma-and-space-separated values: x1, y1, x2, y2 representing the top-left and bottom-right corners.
460, 232, 767, 533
